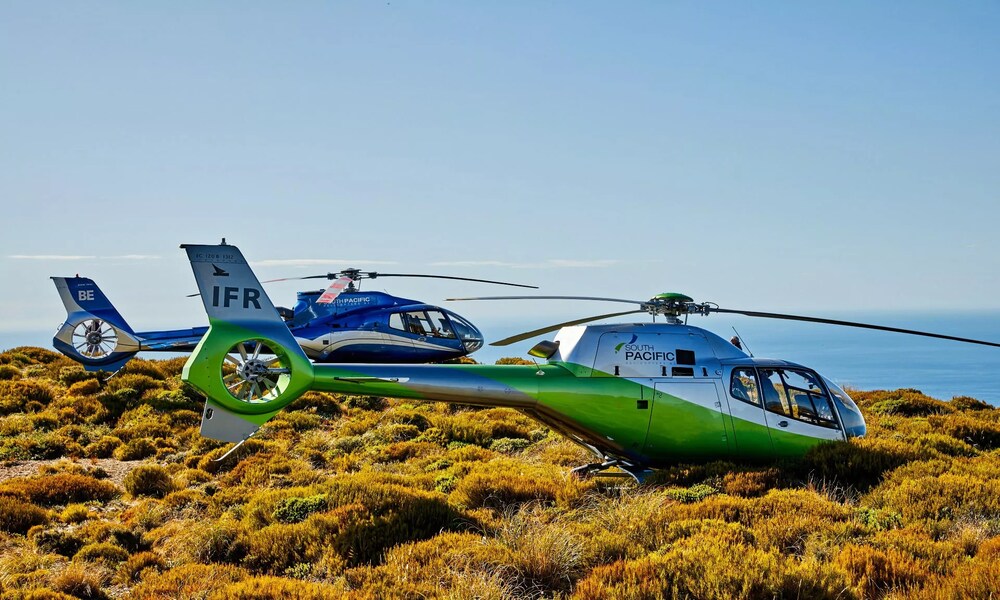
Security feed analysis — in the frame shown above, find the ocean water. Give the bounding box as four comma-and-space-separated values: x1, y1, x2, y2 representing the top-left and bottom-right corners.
476, 311, 1000, 405
4, 310, 1000, 404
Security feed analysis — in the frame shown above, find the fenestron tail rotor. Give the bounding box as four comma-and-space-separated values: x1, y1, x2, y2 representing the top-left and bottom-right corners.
221, 341, 291, 404
72, 319, 118, 358
449, 293, 1000, 349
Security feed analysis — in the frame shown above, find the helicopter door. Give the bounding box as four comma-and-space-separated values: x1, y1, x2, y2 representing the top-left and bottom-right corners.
725, 367, 774, 457
643, 381, 729, 460
384, 312, 417, 359
757, 368, 845, 456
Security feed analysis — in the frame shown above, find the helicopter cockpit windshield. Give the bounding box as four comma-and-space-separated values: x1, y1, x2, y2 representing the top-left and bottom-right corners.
388, 310, 484, 353
822, 376, 866, 438
443, 311, 483, 352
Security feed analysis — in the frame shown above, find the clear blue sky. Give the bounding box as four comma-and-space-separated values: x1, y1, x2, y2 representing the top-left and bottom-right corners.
2, 2, 998, 350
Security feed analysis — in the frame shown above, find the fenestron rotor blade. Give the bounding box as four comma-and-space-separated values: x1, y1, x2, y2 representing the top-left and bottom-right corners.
372, 273, 538, 289
710, 308, 1000, 348
448, 295, 645, 304
491, 310, 645, 347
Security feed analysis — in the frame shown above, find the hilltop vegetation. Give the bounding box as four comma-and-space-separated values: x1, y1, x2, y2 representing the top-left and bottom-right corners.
1, 347, 999, 598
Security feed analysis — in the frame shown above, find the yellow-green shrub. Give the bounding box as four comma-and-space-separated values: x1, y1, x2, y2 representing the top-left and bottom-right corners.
0, 380, 55, 414
84, 435, 122, 458
66, 379, 101, 397
0, 496, 49, 534
130, 563, 247, 598
123, 465, 176, 498
60, 504, 90, 524
50, 564, 108, 600
206, 576, 344, 600
858, 388, 953, 417
1, 473, 119, 506
573, 521, 853, 600
73, 541, 130, 565
450, 458, 587, 509
928, 413, 1000, 450
242, 503, 368, 574
113, 438, 157, 461
834, 543, 928, 597
116, 550, 165, 584
0, 364, 21, 380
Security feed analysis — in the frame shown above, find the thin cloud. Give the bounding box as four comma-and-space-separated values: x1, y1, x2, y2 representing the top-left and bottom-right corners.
256, 258, 398, 268
9, 254, 161, 260
431, 259, 622, 269
9, 255, 98, 260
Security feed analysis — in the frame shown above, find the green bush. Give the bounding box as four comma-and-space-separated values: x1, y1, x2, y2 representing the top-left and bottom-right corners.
666, 483, 719, 503
124, 465, 176, 498
273, 494, 328, 524
343, 395, 388, 411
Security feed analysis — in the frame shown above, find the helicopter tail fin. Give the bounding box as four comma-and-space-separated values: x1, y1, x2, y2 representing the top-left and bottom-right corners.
51, 277, 141, 372
181, 243, 314, 442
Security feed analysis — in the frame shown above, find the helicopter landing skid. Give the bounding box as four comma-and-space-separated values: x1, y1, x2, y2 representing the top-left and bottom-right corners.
571, 460, 653, 484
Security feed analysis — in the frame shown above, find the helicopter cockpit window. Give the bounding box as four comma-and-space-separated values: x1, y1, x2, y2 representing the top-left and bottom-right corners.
390, 311, 454, 338
759, 368, 838, 429
730, 368, 761, 407
425, 311, 456, 338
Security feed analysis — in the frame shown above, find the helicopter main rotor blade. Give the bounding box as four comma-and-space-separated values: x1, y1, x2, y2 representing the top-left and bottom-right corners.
260, 273, 538, 288
316, 276, 353, 304
491, 310, 645, 346
260, 274, 330, 284
365, 273, 538, 289
448, 295, 645, 304
710, 308, 1000, 348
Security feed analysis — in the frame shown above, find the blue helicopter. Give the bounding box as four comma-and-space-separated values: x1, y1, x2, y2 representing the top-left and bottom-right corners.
52, 267, 536, 371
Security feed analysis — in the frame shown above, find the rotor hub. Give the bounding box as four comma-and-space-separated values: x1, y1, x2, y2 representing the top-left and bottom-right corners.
237, 359, 271, 383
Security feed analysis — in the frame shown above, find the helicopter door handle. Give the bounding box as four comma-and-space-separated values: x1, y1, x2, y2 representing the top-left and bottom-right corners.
417, 336, 426, 342
777, 420, 789, 428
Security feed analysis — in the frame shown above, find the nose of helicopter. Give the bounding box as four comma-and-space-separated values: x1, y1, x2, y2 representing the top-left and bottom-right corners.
822, 375, 866, 438
444, 311, 484, 354
462, 325, 485, 353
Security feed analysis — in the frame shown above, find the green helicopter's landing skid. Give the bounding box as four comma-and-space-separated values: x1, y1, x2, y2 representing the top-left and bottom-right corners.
211, 426, 262, 463
572, 460, 655, 484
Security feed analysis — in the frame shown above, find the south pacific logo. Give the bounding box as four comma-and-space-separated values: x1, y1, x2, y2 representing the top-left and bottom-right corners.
615, 334, 676, 362
614, 334, 638, 353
